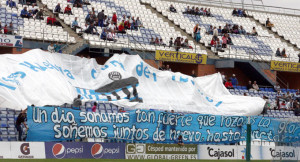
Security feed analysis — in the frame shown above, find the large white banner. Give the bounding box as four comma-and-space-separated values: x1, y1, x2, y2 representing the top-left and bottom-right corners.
0, 49, 265, 115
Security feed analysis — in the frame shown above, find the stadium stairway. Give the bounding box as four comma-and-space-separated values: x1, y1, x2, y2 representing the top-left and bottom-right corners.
247, 15, 300, 52
141, 1, 218, 59
36, 0, 88, 55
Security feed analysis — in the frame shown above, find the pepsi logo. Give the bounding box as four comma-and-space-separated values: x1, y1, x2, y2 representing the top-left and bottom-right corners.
91, 143, 104, 159
52, 143, 66, 159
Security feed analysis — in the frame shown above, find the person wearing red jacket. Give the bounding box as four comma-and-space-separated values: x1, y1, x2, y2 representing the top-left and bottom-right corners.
210, 38, 216, 47
118, 21, 126, 34
225, 79, 234, 89
64, 5, 72, 15
47, 14, 62, 27
112, 12, 117, 25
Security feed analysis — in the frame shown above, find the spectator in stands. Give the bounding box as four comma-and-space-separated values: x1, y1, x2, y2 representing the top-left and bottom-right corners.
97, 10, 105, 27
247, 81, 253, 90
20, 7, 30, 18
195, 27, 201, 42
135, 17, 143, 29
85, 23, 98, 35
183, 6, 191, 14
177, 135, 184, 146
169, 37, 173, 47
92, 102, 97, 112
3, 24, 8, 34
15, 108, 28, 141
35, 9, 44, 20
239, 26, 246, 35
213, 26, 218, 39
85, 11, 93, 24
6, 0, 17, 8
73, 0, 83, 8
275, 48, 281, 56
181, 39, 189, 48
232, 8, 238, 16
210, 37, 216, 47
100, 29, 107, 40
174, 37, 181, 52
252, 81, 259, 91
251, 27, 258, 36
294, 104, 300, 116
47, 14, 62, 27
54, 3, 62, 14
107, 21, 116, 31
150, 37, 155, 45
266, 18, 274, 28
207, 8, 212, 17
169, 4, 177, 13
54, 42, 62, 53
242, 10, 247, 17
281, 48, 287, 58
217, 26, 222, 33
207, 25, 213, 35
107, 30, 117, 42
48, 43, 55, 53
28, 10, 34, 18
64, 5, 72, 15
225, 79, 234, 89
227, 35, 233, 45
159, 38, 166, 47
103, 16, 110, 27
191, 70, 196, 77
154, 37, 159, 45
112, 12, 117, 25
230, 74, 238, 86
29, 4, 38, 15
71, 17, 81, 31
237, 8, 243, 17
73, 95, 82, 108
193, 24, 199, 39
274, 83, 280, 92
7, 22, 14, 35
118, 21, 126, 34
165, 65, 171, 71
215, 38, 222, 50
222, 34, 227, 48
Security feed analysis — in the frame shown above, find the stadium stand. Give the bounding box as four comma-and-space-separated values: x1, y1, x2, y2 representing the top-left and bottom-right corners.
143, 0, 299, 62
0, 0, 76, 43
250, 11, 300, 49
40, 0, 206, 54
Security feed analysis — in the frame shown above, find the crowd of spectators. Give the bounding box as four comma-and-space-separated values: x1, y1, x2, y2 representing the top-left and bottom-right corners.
276, 48, 287, 57
273, 90, 300, 113
159, 64, 172, 71
232, 8, 247, 17
183, 5, 212, 16
0, 22, 14, 34
207, 24, 257, 36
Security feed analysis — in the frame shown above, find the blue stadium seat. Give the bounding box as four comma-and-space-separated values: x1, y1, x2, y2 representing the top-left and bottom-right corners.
0, 121, 8, 128
0, 135, 8, 141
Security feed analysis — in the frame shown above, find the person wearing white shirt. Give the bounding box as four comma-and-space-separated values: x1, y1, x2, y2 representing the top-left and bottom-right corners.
48, 43, 55, 53
107, 31, 116, 42
107, 22, 116, 31
213, 26, 218, 37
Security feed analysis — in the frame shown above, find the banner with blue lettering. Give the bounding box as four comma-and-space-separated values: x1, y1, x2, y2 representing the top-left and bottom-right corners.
27, 106, 300, 143
0, 49, 264, 116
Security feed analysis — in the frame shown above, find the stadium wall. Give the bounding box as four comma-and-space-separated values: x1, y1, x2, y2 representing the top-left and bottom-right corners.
277, 71, 300, 89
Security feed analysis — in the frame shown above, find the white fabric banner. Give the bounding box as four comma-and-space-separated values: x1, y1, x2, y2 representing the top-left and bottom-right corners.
0, 49, 265, 115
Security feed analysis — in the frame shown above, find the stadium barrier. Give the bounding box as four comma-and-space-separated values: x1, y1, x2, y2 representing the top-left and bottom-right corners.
0, 142, 299, 160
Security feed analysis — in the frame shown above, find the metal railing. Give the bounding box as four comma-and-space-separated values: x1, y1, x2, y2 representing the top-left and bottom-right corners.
172, 0, 300, 16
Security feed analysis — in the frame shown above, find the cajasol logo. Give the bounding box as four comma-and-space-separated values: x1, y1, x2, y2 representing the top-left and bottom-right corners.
269, 148, 295, 158
52, 143, 83, 159
207, 147, 235, 159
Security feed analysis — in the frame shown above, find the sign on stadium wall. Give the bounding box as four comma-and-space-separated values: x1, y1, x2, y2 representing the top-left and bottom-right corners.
0, 34, 23, 47
27, 106, 300, 144
155, 50, 207, 64
44, 142, 125, 159
0, 142, 12, 159
125, 143, 197, 160
270, 61, 300, 72
10, 142, 46, 159
197, 145, 300, 160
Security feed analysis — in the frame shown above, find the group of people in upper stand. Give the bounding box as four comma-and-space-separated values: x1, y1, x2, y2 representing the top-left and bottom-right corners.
182, 5, 212, 16
232, 8, 247, 17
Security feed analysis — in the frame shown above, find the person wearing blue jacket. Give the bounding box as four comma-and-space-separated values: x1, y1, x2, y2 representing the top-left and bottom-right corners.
230, 74, 238, 86
20, 7, 29, 18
